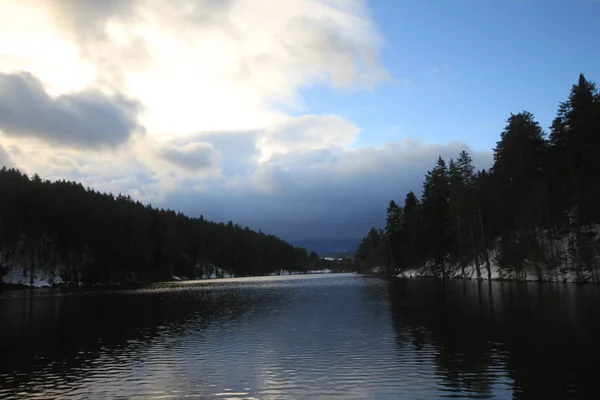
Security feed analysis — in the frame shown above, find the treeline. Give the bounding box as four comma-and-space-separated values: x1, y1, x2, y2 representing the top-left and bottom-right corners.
0, 169, 315, 285
356, 74, 600, 282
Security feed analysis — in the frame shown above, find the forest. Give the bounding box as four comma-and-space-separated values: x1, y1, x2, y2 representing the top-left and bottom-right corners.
0, 170, 321, 286
355, 74, 600, 282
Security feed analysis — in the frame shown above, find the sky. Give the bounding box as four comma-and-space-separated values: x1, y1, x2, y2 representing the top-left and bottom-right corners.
0, 0, 598, 242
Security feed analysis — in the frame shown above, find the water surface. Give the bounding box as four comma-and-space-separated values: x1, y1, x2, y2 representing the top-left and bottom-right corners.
1, 274, 599, 399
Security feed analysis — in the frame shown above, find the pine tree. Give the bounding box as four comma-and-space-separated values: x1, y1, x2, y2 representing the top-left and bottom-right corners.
422, 157, 450, 278
0, 168, 312, 284
448, 151, 485, 278
550, 74, 600, 225
493, 111, 548, 279
385, 200, 404, 273
402, 192, 423, 271
357, 73, 600, 283
355, 227, 388, 273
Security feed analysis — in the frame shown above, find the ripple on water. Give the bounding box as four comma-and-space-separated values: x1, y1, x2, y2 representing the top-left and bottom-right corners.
1, 274, 598, 399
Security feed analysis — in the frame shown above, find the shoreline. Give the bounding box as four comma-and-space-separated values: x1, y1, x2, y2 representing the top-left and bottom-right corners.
0, 269, 338, 291
395, 273, 600, 284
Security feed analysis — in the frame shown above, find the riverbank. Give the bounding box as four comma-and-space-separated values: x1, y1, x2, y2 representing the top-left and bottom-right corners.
1, 266, 335, 290
396, 252, 596, 283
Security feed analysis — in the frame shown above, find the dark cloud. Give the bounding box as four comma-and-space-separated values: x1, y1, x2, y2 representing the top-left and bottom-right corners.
251, 163, 295, 194
0, 71, 143, 149
164, 140, 494, 241
156, 142, 220, 172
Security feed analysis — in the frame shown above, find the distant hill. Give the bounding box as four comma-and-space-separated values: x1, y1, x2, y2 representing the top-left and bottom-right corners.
292, 239, 360, 258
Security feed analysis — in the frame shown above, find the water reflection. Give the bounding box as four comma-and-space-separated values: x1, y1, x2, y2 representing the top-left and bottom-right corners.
1, 275, 599, 399
0, 281, 285, 399
387, 279, 600, 399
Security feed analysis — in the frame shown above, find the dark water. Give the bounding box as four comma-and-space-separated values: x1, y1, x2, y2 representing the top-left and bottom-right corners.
1, 274, 599, 399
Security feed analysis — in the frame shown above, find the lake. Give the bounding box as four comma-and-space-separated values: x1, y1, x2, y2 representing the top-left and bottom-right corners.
1, 274, 599, 399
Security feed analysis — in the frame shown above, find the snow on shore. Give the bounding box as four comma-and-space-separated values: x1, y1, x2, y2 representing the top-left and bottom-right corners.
307, 269, 332, 274
396, 225, 600, 283
2, 266, 63, 288
200, 265, 233, 279
396, 250, 585, 283
170, 265, 233, 281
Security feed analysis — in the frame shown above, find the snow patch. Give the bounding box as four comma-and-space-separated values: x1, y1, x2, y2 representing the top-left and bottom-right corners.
268, 269, 293, 276
1, 266, 63, 288
307, 269, 332, 274
396, 232, 599, 283
200, 265, 232, 279
396, 269, 420, 279
396, 223, 600, 283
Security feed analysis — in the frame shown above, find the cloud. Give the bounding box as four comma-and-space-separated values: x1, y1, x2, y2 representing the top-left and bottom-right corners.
283, 13, 389, 90
165, 140, 494, 240
42, 0, 138, 41
0, 71, 143, 149
38, 0, 149, 86
0, 0, 427, 242
1, 119, 494, 241
165, 130, 261, 175
0, 144, 14, 168
250, 163, 295, 195
155, 141, 220, 172
2, 0, 390, 135
260, 114, 361, 160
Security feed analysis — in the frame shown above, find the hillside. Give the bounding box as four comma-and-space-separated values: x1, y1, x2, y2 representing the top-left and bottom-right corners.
0, 169, 312, 287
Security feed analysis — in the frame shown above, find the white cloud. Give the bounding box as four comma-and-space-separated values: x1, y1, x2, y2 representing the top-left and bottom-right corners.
0, 0, 435, 240
0, 0, 388, 136
260, 114, 361, 161
0, 144, 14, 168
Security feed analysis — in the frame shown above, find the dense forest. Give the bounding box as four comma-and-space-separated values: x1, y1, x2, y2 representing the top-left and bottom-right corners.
0, 170, 322, 286
356, 74, 600, 282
